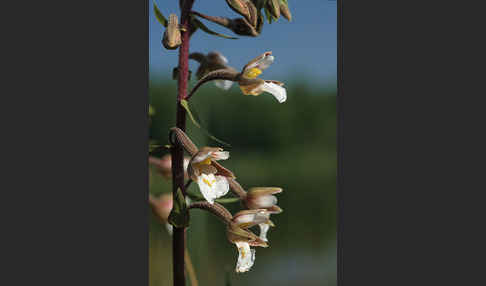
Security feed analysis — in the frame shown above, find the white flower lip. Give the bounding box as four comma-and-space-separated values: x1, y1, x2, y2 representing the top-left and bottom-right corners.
258, 223, 270, 242
261, 82, 287, 103
235, 241, 255, 273
196, 173, 229, 204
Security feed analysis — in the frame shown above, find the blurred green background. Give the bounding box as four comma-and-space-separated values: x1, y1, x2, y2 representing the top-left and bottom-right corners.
149, 78, 336, 286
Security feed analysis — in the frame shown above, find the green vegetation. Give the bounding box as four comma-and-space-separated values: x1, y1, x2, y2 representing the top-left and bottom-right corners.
149, 79, 336, 286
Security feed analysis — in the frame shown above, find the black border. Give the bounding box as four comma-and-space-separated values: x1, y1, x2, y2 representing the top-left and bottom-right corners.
6, 0, 485, 285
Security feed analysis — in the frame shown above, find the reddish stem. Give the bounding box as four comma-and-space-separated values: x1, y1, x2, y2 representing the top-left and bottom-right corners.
171, 1, 194, 286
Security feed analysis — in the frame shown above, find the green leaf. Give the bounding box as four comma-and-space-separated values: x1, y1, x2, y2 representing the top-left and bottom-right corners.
153, 1, 168, 27
192, 17, 238, 39
180, 99, 232, 147
168, 188, 190, 228
180, 99, 201, 128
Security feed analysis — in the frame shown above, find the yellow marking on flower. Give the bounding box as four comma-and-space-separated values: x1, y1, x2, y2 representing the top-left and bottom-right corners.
194, 157, 212, 168
203, 178, 217, 187
201, 158, 212, 165
244, 67, 262, 79
239, 246, 246, 258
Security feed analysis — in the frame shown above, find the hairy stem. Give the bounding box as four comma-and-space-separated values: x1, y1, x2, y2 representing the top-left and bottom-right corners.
189, 201, 233, 224
171, 1, 195, 286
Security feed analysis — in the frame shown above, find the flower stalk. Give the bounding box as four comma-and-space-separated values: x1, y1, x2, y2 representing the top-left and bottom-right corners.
171, 1, 195, 286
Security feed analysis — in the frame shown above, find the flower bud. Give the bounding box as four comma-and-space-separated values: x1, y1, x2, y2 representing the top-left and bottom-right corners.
279, 0, 292, 21
162, 14, 182, 50
228, 18, 259, 37
225, 0, 251, 21
266, 0, 280, 20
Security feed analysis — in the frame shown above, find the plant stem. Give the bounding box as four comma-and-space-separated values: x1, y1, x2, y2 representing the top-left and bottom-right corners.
171, 1, 194, 286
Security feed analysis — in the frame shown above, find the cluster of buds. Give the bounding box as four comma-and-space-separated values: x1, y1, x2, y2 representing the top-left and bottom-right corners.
188, 51, 287, 103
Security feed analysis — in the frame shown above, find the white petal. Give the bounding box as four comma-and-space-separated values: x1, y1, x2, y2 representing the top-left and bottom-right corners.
258, 55, 274, 70
247, 54, 274, 71
235, 242, 255, 273
214, 80, 233, 90
211, 151, 230, 160
258, 223, 270, 242
261, 82, 287, 103
255, 195, 278, 208
196, 174, 229, 204
213, 175, 230, 198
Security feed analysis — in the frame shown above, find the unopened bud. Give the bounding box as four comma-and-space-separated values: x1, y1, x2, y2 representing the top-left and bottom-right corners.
266, 0, 280, 20
229, 18, 259, 37
279, 0, 292, 21
162, 14, 182, 50
225, 0, 251, 21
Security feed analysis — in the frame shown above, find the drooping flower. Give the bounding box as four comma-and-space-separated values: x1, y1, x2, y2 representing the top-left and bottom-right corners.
226, 219, 268, 273
188, 51, 287, 103
237, 51, 287, 103
189, 51, 237, 90
243, 187, 283, 241
188, 147, 235, 204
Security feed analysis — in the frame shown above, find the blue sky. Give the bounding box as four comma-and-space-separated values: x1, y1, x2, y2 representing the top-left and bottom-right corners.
150, 1, 337, 87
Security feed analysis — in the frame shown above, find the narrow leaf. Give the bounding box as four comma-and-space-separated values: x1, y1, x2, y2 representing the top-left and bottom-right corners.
168, 188, 190, 228
192, 18, 238, 39
153, 1, 168, 27
180, 100, 232, 147
180, 99, 201, 128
